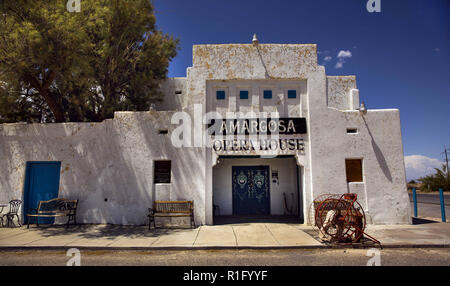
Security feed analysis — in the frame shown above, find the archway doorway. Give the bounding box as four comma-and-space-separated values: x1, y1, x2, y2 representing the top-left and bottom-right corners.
212, 155, 303, 224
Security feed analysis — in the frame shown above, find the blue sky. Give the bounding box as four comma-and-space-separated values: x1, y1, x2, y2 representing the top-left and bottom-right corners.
153, 0, 450, 178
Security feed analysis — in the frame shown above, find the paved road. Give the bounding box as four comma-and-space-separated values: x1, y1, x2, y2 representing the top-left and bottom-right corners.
408, 193, 449, 221
408, 193, 450, 205
0, 248, 449, 266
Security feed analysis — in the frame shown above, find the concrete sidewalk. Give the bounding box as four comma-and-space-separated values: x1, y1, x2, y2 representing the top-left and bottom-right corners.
364, 219, 450, 247
0, 220, 448, 250
0, 223, 321, 250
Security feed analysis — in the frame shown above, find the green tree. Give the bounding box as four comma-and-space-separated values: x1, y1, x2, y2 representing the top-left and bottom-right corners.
0, 0, 178, 123
418, 164, 450, 192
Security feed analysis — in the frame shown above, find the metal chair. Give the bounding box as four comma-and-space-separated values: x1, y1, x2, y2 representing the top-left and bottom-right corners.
1, 200, 22, 227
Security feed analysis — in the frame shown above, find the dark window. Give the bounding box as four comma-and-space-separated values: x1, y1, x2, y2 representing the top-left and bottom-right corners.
158, 129, 168, 134
263, 90, 272, 99
216, 90, 226, 100
154, 160, 171, 183
239, 90, 249, 99
347, 128, 358, 134
287, 90, 297, 98
345, 159, 363, 182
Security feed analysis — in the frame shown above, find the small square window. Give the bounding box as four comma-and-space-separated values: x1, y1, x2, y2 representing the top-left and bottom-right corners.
263, 90, 272, 99
239, 90, 249, 99
216, 90, 226, 100
154, 160, 171, 183
287, 90, 297, 99
345, 159, 363, 182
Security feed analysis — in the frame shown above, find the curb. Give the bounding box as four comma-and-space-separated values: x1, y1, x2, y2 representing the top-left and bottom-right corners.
0, 244, 448, 251
0, 245, 328, 251
376, 244, 449, 249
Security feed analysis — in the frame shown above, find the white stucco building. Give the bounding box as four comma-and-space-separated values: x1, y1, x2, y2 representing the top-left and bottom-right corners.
0, 39, 411, 226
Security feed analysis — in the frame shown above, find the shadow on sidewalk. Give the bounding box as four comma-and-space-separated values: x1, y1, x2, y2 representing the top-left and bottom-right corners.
213, 215, 302, 225
24, 223, 197, 240
412, 217, 439, 225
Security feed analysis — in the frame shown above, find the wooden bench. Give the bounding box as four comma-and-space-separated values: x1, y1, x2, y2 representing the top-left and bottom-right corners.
148, 201, 195, 229
26, 198, 78, 228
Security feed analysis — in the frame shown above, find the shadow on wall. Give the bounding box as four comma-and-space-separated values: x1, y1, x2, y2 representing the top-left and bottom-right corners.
0, 111, 206, 226
0, 120, 154, 225
256, 46, 271, 79
0, 131, 14, 203
135, 112, 205, 223
362, 116, 392, 182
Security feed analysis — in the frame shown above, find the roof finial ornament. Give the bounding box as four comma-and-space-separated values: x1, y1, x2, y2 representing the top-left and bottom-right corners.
252, 33, 259, 46
358, 102, 367, 115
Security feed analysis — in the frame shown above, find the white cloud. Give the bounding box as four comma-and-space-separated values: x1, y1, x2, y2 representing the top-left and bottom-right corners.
335, 61, 344, 69
335, 50, 352, 69
337, 50, 352, 59
323, 56, 332, 62
404, 155, 444, 181
434, 47, 440, 52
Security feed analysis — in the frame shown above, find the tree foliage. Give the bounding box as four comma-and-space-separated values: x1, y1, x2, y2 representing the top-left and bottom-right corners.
418, 164, 450, 191
0, 0, 178, 123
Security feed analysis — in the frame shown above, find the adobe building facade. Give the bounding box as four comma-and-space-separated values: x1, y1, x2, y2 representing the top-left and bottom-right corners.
0, 41, 411, 226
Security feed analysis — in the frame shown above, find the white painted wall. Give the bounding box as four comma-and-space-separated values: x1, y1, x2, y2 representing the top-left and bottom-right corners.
194, 43, 410, 225
206, 79, 305, 117
0, 42, 411, 225
0, 111, 206, 225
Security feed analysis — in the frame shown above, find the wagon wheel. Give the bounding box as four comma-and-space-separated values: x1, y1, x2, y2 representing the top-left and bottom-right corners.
348, 198, 366, 242
308, 193, 338, 232
314, 197, 366, 243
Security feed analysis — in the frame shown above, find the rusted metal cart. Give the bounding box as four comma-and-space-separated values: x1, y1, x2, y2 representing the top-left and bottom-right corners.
309, 193, 381, 247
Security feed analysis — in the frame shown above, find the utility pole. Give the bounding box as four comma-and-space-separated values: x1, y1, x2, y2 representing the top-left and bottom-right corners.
444, 146, 449, 176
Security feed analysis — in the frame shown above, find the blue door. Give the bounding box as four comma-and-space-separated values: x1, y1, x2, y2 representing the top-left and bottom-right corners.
23, 162, 61, 224
232, 166, 270, 215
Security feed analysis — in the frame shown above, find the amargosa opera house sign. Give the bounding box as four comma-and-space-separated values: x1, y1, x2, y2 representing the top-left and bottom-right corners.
208, 118, 306, 152
208, 118, 307, 135
212, 138, 305, 152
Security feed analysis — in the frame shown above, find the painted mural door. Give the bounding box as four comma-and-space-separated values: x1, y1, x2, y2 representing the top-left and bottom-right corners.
232, 166, 270, 215
23, 162, 61, 224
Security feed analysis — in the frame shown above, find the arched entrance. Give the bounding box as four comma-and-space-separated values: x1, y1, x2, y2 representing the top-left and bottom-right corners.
212, 155, 303, 224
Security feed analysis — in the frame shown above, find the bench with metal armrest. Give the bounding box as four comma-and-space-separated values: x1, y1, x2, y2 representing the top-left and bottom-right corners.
26, 198, 78, 228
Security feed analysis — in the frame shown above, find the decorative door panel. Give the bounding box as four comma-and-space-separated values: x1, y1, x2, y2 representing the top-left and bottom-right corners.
232, 166, 270, 215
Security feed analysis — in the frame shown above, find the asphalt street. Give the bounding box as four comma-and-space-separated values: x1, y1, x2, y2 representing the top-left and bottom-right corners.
408, 193, 450, 205
408, 193, 449, 221
0, 248, 449, 266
